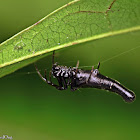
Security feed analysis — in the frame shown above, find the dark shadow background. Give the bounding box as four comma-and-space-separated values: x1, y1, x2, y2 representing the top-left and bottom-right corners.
0, 0, 140, 140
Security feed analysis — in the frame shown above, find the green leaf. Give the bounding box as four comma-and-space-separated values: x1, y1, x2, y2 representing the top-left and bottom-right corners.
0, 0, 140, 78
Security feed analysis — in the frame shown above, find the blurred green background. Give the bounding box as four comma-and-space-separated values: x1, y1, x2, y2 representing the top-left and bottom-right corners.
0, 0, 140, 140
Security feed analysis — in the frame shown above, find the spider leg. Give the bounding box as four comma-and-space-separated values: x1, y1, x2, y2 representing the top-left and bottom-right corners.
45, 69, 47, 80
35, 64, 46, 82
49, 71, 66, 90
67, 77, 71, 86
44, 69, 52, 84
46, 71, 65, 89
49, 70, 52, 83
97, 62, 100, 70
69, 60, 79, 91
52, 50, 55, 65
70, 76, 78, 91
86, 66, 94, 84
35, 63, 64, 89
46, 69, 66, 90
56, 77, 63, 88
61, 77, 68, 89
71, 85, 78, 91
76, 60, 79, 72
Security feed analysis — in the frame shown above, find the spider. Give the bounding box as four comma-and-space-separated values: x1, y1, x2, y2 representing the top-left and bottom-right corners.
35, 51, 135, 103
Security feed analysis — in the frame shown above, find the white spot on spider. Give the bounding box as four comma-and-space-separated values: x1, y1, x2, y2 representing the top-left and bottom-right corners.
72, 71, 76, 75
55, 67, 59, 70
67, 37, 69, 38
65, 73, 68, 77
68, 71, 71, 75
58, 43, 60, 45
56, 70, 61, 76
110, 83, 113, 89
61, 71, 65, 76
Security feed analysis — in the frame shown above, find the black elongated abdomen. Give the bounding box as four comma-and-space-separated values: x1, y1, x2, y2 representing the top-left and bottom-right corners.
76, 70, 135, 103
89, 73, 135, 102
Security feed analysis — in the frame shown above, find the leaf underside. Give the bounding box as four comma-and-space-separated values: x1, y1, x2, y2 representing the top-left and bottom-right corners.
0, 0, 140, 78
